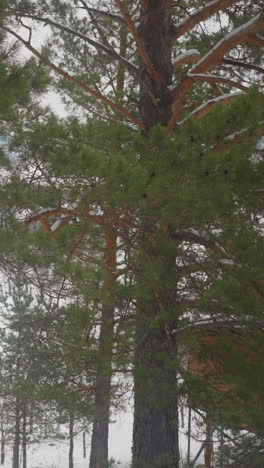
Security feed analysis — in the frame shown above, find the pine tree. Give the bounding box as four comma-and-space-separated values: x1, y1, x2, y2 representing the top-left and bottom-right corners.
1, 2, 264, 467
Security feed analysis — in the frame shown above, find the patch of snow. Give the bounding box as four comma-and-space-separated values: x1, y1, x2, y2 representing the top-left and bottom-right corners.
256, 136, 264, 150
173, 49, 201, 70
50, 216, 68, 232
218, 259, 236, 265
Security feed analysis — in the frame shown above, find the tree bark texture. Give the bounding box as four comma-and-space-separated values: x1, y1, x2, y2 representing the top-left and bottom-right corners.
132, 224, 179, 467
132, 293, 180, 468
138, 0, 175, 131
89, 227, 116, 468
132, 2, 179, 467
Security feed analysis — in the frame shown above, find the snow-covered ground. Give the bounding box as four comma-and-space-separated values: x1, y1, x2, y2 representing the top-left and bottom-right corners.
2, 407, 206, 467
2, 410, 133, 468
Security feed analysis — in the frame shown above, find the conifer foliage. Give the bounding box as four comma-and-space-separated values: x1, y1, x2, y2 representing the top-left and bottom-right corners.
0, 1, 264, 467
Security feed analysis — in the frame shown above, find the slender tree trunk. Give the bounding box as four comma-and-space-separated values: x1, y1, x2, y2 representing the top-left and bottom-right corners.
12, 400, 20, 468
89, 226, 116, 468
132, 2, 179, 467
204, 421, 213, 468
69, 411, 74, 468
116, 25, 128, 99
187, 408, 191, 466
22, 406, 27, 468
0, 405, 5, 466
83, 431, 86, 459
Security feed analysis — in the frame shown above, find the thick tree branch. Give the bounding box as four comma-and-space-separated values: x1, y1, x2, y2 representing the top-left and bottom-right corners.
174, 0, 242, 40
187, 73, 248, 92
2, 26, 145, 132
168, 13, 264, 129
114, 0, 160, 82
190, 13, 264, 74
179, 92, 243, 124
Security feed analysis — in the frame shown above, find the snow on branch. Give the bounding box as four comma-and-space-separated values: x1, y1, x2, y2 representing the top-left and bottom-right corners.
210, 121, 264, 155
2, 26, 145, 132
187, 73, 248, 92
190, 12, 264, 74
179, 92, 243, 124
78, 2, 126, 26
174, 0, 241, 40
173, 49, 201, 71
168, 13, 264, 130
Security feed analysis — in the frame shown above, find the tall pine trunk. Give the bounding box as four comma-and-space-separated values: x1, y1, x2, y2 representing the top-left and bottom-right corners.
0, 405, 5, 466
69, 411, 74, 468
132, 3, 179, 466
22, 406, 27, 468
83, 431, 86, 459
132, 246, 180, 468
12, 400, 20, 468
89, 226, 116, 468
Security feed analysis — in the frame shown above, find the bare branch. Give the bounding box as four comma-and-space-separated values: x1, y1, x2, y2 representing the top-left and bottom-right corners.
174, 0, 242, 40
79, 0, 115, 47
11, 11, 157, 107
2, 26, 145, 132
77, 4, 126, 26
223, 57, 264, 74
12, 13, 138, 78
